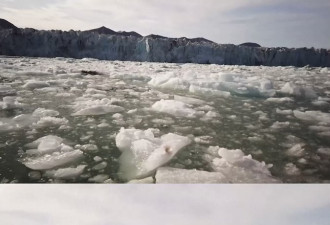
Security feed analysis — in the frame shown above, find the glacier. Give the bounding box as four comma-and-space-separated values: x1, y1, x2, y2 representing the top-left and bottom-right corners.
0, 19, 329, 67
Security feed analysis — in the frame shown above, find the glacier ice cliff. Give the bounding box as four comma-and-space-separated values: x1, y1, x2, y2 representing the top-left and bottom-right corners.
0, 19, 329, 67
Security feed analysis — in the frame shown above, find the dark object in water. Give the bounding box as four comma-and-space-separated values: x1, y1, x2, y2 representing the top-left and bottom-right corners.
81, 70, 102, 75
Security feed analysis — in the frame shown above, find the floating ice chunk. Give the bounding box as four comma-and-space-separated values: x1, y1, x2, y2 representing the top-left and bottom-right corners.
148, 72, 176, 86
85, 88, 107, 95
116, 128, 191, 180
151, 99, 199, 118
32, 108, 60, 118
218, 73, 234, 82
34, 116, 69, 128
44, 165, 86, 179
293, 110, 330, 124
203, 111, 220, 119
116, 128, 156, 152
207, 147, 278, 183
17, 71, 52, 76
279, 82, 317, 99
0, 85, 16, 96
280, 135, 303, 148
173, 95, 205, 105
93, 156, 103, 162
127, 176, 154, 184
279, 82, 301, 96
22, 135, 83, 171
276, 108, 293, 115
159, 78, 189, 90
201, 111, 220, 122
217, 148, 245, 163
71, 97, 125, 116
112, 113, 123, 119
302, 87, 317, 99
127, 109, 137, 114
259, 79, 276, 97
194, 136, 213, 145
12, 114, 33, 128
72, 105, 124, 116
37, 138, 62, 155
88, 174, 110, 183
28, 171, 41, 180
23, 80, 50, 89
97, 122, 110, 128
284, 163, 301, 176
318, 131, 330, 138
260, 79, 274, 91
152, 118, 175, 125
217, 80, 272, 97
308, 126, 330, 132
26, 135, 64, 149
317, 148, 330, 156
287, 144, 305, 157
189, 84, 231, 97
1, 96, 22, 110
92, 162, 107, 170
23, 150, 83, 170
270, 121, 290, 130
312, 100, 329, 107
247, 136, 263, 142
297, 158, 307, 164
0, 120, 15, 132
35, 87, 62, 93
80, 144, 98, 152
155, 167, 228, 183
266, 97, 294, 103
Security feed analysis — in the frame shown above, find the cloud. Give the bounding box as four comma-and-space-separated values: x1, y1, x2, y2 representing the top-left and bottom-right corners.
0, 0, 329, 47
1, 185, 330, 225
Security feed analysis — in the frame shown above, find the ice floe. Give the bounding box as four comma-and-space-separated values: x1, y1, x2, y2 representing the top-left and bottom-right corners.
293, 110, 330, 124
22, 135, 83, 170
116, 127, 191, 180
151, 99, 202, 118
71, 98, 125, 116
279, 82, 317, 99
204, 146, 279, 183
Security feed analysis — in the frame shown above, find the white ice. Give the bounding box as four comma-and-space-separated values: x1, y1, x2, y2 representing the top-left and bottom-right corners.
151, 99, 201, 118
22, 135, 83, 170
116, 127, 191, 180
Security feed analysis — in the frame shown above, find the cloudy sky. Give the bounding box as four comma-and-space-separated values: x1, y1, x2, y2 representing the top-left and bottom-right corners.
0, 0, 329, 48
1, 185, 330, 225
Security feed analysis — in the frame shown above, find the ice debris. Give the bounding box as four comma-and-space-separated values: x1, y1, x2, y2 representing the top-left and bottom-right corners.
151, 99, 202, 118
155, 167, 227, 183
293, 110, 330, 124
204, 147, 279, 183
116, 127, 191, 180
71, 98, 124, 116
279, 82, 317, 99
22, 135, 83, 170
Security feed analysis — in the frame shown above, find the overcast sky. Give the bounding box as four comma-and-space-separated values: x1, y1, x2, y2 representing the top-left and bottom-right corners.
0, 0, 329, 48
1, 185, 330, 225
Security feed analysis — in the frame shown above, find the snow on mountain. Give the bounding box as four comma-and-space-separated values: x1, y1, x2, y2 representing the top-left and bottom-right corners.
0, 18, 329, 67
